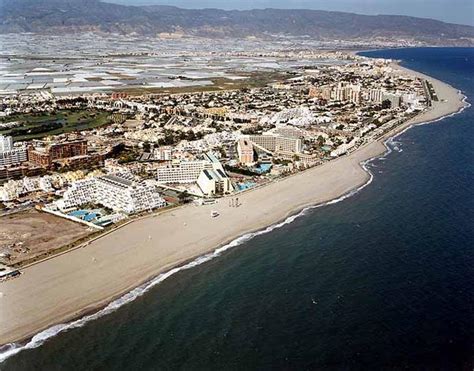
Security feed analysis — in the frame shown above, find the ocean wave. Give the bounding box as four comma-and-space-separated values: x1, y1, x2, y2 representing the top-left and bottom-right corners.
0, 159, 376, 364
0, 171, 374, 363
0, 92, 470, 364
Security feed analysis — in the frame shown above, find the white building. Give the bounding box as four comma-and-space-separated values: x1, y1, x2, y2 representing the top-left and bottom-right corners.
244, 134, 302, 154
154, 146, 173, 161
0, 148, 27, 167
197, 168, 233, 196
0, 135, 13, 152
368, 89, 384, 103
58, 175, 166, 214
156, 152, 233, 196
330, 138, 358, 157
332, 83, 361, 104
0, 180, 22, 201
156, 152, 230, 184
271, 125, 304, 139
58, 178, 96, 209
0, 135, 27, 168
157, 160, 210, 184
95, 175, 165, 214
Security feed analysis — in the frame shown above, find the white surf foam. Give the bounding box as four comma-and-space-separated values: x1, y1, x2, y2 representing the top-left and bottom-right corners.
0, 166, 375, 364
0, 92, 470, 364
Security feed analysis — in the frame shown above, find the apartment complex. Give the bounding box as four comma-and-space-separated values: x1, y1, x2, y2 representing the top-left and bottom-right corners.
332, 82, 361, 104
28, 139, 104, 169
367, 89, 402, 108
309, 83, 361, 103
28, 139, 88, 167
244, 134, 303, 154
58, 174, 166, 214
368, 89, 385, 103
271, 125, 304, 139
154, 146, 173, 161
0, 135, 28, 168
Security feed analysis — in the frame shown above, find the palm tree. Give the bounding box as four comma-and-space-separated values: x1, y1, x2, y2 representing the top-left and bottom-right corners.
178, 190, 191, 204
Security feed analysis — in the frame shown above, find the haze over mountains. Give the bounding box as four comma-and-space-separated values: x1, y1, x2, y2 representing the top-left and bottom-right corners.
1, 0, 473, 45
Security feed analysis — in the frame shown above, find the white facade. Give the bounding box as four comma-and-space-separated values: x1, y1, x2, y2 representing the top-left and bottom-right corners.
0, 135, 13, 152
368, 89, 384, 103
0, 180, 22, 201
271, 125, 304, 139
156, 152, 233, 196
154, 146, 173, 161
58, 175, 166, 214
95, 175, 165, 214
0, 148, 28, 167
59, 178, 97, 209
156, 152, 228, 185
330, 138, 358, 157
0, 135, 27, 168
245, 134, 302, 154
331, 83, 361, 104
197, 168, 233, 196
157, 160, 210, 184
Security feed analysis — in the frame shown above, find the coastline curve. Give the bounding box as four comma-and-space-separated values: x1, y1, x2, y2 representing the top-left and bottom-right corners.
0, 82, 469, 363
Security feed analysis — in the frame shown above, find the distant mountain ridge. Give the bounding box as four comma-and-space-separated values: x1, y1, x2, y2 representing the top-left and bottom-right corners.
1, 0, 473, 45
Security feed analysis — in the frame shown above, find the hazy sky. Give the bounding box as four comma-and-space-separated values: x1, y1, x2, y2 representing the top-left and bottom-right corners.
111, 0, 474, 26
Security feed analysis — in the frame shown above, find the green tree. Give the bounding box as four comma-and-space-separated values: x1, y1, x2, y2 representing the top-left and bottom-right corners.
178, 190, 191, 204
382, 99, 392, 109
142, 141, 151, 153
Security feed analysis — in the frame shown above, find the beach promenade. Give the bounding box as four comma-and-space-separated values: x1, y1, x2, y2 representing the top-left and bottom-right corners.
0, 65, 467, 347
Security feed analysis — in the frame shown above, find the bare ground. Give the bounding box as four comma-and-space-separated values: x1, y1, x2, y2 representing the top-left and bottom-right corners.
0, 209, 92, 266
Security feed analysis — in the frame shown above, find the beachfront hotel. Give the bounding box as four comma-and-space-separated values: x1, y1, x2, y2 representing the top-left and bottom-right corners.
242, 134, 303, 154
197, 167, 233, 196
237, 138, 255, 165
156, 152, 233, 196
156, 160, 210, 184
57, 174, 166, 214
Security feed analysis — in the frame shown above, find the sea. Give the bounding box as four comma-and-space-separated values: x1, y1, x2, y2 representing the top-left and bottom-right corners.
1, 47, 473, 370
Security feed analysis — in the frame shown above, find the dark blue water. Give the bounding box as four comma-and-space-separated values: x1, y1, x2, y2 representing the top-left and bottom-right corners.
2, 48, 473, 370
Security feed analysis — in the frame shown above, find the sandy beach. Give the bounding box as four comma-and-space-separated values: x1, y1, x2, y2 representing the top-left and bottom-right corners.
0, 63, 468, 347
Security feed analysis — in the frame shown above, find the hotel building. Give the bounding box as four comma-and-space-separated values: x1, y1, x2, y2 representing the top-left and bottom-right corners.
157, 160, 210, 184
244, 134, 303, 154
237, 138, 255, 165
58, 174, 166, 214
197, 167, 233, 196
156, 152, 233, 196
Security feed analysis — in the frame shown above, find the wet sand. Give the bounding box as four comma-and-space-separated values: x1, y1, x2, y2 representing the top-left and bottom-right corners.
0, 64, 467, 346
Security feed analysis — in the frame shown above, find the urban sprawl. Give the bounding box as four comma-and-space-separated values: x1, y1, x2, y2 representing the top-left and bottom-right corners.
0, 47, 435, 275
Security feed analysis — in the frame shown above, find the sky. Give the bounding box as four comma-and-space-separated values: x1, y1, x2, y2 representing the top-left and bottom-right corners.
111, 0, 474, 26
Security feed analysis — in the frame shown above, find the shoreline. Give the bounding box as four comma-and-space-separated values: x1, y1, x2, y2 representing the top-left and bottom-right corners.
0, 62, 469, 358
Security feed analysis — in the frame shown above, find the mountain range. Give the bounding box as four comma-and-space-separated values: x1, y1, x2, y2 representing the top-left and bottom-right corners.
1, 0, 473, 45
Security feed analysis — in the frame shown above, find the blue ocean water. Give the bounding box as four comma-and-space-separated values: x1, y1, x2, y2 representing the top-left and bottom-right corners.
1, 47, 473, 370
